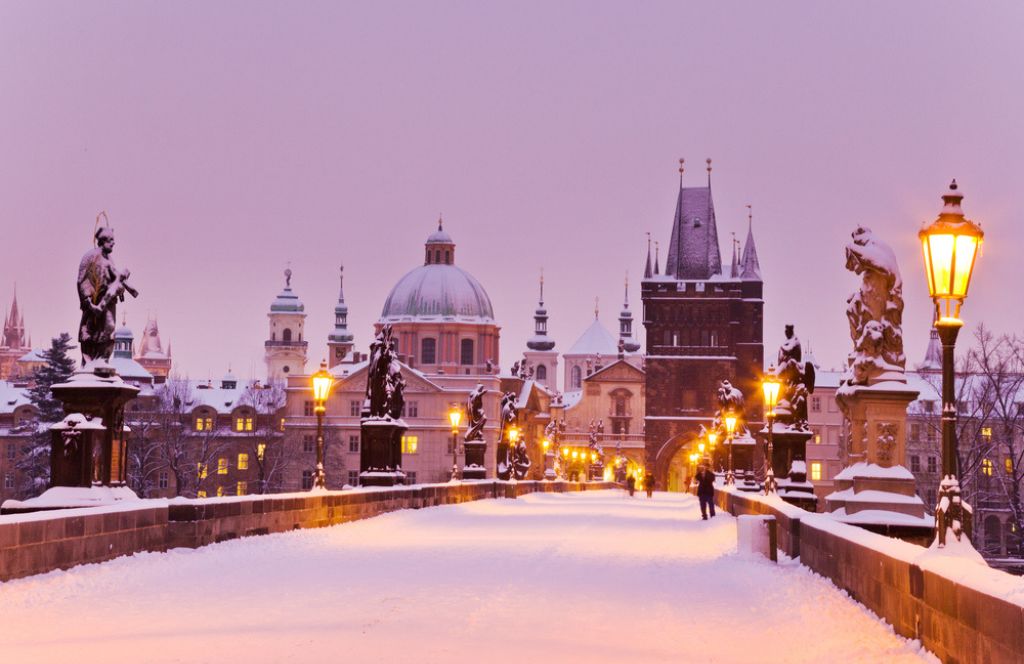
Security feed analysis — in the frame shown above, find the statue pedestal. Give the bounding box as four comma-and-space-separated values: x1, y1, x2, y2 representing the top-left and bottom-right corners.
359, 418, 407, 487
824, 381, 934, 541
543, 452, 555, 480
1, 361, 140, 515
462, 439, 487, 480
765, 425, 817, 510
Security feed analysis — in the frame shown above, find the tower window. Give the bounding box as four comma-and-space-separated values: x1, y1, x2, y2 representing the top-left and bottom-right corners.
445, 250, 450, 264
435, 249, 441, 263
536, 364, 547, 381
283, 328, 292, 343
421, 338, 437, 364
460, 339, 474, 365
571, 365, 582, 390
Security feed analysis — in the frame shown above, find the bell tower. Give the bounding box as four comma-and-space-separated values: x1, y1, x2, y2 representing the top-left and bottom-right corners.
265, 268, 308, 383
327, 264, 356, 368
524, 272, 558, 390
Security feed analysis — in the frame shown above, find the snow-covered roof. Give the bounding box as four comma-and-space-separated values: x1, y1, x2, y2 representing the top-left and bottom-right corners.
566, 319, 618, 356
0, 380, 31, 413
562, 390, 583, 409
17, 348, 45, 363
380, 264, 494, 323
108, 355, 153, 382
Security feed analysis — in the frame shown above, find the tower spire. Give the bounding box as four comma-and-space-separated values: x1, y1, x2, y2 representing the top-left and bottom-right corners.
594, 297, 599, 320
654, 241, 660, 275
527, 270, 555, 352
643, 232, 653, 279
678, 158, 685, 188
539, 268, 545, 305
619, 271, 640, 353
740, 204, 762, 280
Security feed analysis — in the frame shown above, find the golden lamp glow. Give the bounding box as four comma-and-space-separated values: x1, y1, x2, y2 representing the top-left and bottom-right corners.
562, 447, 569, 457
590, 452, 597, 462
919, 180, 983, 324
724, 414, 737, 435
572, 450, 579, 459
762, 368, 781, 415
707, 431, 718, 447
508, 426, 520, 443
311, 360, 333, 404
447, 405, 462, 431
542, 438, 550, 451
698, 442, 706, 454
689, 452, 698, 463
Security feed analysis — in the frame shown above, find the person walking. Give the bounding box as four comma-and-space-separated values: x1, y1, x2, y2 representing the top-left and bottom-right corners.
644, 473, 655, 498
626, 474, 636, 497
696, 464, 717, 520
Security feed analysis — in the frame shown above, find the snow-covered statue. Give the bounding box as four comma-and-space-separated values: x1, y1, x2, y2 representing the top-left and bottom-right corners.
587, 419, 604, 457
511, 439, 531, 479
497, 391, 518, 480
77, 220, 138, 365
716, 380, 745, 416
366, 325, 404, 419
775, 324, 816, 430
843, 227, 906, 385
465, 384, 487, 441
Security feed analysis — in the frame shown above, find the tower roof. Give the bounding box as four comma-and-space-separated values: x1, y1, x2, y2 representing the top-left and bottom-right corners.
740, 206, 762, 280
527, 272, 554, 351
567, 318, 618, 356
270, 268, 305, 313
664, 160, 722, 280
329, 264, 355, 343
919, 328, 942, 372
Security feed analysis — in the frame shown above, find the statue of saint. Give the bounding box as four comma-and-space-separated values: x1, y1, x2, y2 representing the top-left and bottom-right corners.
465, 384, 487, 441
77, 225, 138, 365
774, 325, 815, 429
365, 325, 404, 419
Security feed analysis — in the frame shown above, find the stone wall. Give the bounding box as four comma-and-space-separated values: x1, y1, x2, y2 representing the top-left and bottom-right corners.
717, 487, 1024, 663
0, 480, 614, 583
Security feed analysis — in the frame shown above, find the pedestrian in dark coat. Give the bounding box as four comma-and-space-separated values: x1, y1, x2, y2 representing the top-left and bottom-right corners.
696, 465, 717, 520
626, 474, 636, 497
644, 473, 655, 498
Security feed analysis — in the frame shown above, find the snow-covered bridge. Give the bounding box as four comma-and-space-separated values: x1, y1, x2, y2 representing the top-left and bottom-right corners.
0, 491, 932, 663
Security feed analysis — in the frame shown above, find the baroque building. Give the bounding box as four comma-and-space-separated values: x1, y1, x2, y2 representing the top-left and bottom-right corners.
264, 268, 309, 382
641, 161, 764, 490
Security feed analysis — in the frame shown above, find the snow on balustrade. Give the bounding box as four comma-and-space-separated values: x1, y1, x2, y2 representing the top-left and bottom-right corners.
0, 491, 934, 663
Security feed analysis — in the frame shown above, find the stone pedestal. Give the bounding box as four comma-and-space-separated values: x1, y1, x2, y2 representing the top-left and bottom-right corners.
824, 381, 934, 538
462, 439, 487, 480
359, 418, 407, 487
765, 426, 817, 510
543, 451, 555, 480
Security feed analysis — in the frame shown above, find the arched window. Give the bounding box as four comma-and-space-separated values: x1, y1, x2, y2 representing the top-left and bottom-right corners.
282, 328, 292, 343
571, 365, 582, 390
421, 338, 437, 364
536, 364, 547, 381
615, 395, 627, 417
435, 249, 441, 263
445, 250, 451, 264
460, 339, 475, 365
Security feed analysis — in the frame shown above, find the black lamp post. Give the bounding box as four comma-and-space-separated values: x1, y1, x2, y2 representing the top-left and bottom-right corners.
310, 360, 333, 491
448, 404, 462, 481
761, 368, 781, 495
919, 180, 983, 547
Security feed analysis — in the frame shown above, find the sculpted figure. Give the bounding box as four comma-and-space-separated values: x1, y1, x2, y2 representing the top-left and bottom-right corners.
78, 225, 138, 364
366, 325, 404, 419
775, 325, 816, 429
843, 227, 906, 385
465, 384, 487, 441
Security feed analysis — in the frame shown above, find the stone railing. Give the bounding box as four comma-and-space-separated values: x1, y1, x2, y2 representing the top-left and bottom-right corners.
716, 487, 1024, 663
0, 480, 616, 583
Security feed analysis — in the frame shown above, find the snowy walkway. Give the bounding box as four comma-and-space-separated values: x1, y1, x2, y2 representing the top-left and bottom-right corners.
0, 490, 934, 663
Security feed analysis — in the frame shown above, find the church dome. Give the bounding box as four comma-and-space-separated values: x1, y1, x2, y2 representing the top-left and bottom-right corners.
380, 222, 494, 323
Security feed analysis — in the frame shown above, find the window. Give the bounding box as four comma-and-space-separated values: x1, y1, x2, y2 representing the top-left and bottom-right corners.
910, 424, 920, 442
216, 486, 224, 497
283, 328, 292, 342
814, 433, 821, 445
447, 436, 456, 454
910, 455, 920, 472
6, 443, 14, 461
235, 417, 253, 432
347, 470, 359, 486
401, 435, 418, 454
982, 426, 993, 441
571, 366, 582, 390
302, 470, 313, 490
982, 458, 994, 476
279, 418, 286, 431
923, 401, 935, 414
237, 453, 249, 470
811, 396, 821, 413
927, 456, 937, 473
404, 401, 418, 418
197, 490, 207, 498
421, 338, 437, 364
257, 443, 266, 461
460, 339, 474, 365
304, 401, 314, 417
303, 435, 314, 453
195, 416, 212, 431
3, 473, 13, 489
1006, 458, 1014, 475
349, 436, 359, 453
927, 427, 936, 443
158, 471, 168, 489
810, 462, 822, 481
536, 364, 547, 381
197, 463, 208, 479
236, 481, 247, 496
218, 458, 228, 475
406, 471, 417, 485
350, 400, 362, 417
926, 489, 936, 507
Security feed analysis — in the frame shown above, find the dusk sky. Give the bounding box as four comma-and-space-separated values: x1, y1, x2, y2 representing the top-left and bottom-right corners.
1, 2, 1022, 381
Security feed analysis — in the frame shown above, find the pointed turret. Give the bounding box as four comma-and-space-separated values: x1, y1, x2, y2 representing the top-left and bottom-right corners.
618, 273, 641, 353
3, 286, 26, 349
526, 272, 555, 351
654, 241, 660, 276
664, 158, 723, 280
523, 270, 559, 389
740, 205, 762, 281
919, 328, 942, 373
328, 264, 356, 368
729, 233, 740, 278
643, 233, 653, 279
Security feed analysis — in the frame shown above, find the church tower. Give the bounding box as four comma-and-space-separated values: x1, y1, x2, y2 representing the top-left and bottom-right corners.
327, 264, 356, 368
618, 273, 641, 354
265, 268, 308, 383
524, 272, 558, 390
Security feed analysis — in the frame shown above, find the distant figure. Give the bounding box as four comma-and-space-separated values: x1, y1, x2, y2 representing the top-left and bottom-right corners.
695, 464, 717, 520
645, 473, 655, 498
626, 474, 636, 497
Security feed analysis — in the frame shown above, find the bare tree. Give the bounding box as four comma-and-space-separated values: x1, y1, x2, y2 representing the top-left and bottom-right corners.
239, 380, 289, 494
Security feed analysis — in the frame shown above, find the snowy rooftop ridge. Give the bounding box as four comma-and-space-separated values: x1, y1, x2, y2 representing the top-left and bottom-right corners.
565, 318, 618, 356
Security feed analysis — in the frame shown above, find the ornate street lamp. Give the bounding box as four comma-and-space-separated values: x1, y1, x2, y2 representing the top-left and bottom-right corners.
920, 180, 983, 547
310, 360, 333, 490
724, 413, 738, 485
448, 404, 463, 481
761, 367, 782, 495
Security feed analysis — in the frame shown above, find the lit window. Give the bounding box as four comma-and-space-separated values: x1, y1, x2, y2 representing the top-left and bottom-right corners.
814, 434, 821, 445
236, 481, 247, 496
237, 453, 249, 470
218, 457, 228, 475
197, 463, 208, 479
810, 462, 822, 481
257, 443, 266, 460
196, 416, 212, 431
236, 418, 245, 431
1006, 458, 1014, 475
982, 458, 994, 476
197, 490, 207, 498
401, 435, 418, 454
245, 417, 253, 431
195, 418, 204, 431
982, 427, 993, 440
216, 486, 224, 497
279, 418, 285, 431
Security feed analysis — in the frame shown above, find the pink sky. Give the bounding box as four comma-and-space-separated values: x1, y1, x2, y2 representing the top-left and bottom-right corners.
1, 2, 1022, 381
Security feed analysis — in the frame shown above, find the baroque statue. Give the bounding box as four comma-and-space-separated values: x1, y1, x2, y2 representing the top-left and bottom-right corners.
843, 227, 906, 385
365, 324, 405, 420
775, 324, 816, 430
78, 222, 138, 365
465, 384, 487, 441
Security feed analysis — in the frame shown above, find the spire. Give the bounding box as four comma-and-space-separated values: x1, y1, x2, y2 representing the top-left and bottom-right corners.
654, 241, 660, 275
643, 232, 653, 279
740, 204, 762, 280
919, 328, 942, 372
664, 157, 722, 279
619, 272, 641, 353
329, 264, 354, 345
527, 269, 555, 351
4, 284, 25, 349
594, 297, 600, 320
730, 232, 739, 278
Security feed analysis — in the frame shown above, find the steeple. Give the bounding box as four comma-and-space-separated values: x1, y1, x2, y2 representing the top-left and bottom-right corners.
328, 264, 356, 368
919, 328, 942, 372
664, 157, 723, 280
424, 216, 455, 265
643, 233, 653, 279
3, 286, 26, 349
654, 241, 660, 276
618, 273, 641, 353
729, 232, 740, 278
526, 270, 555, 351
740, 205, 762, 281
